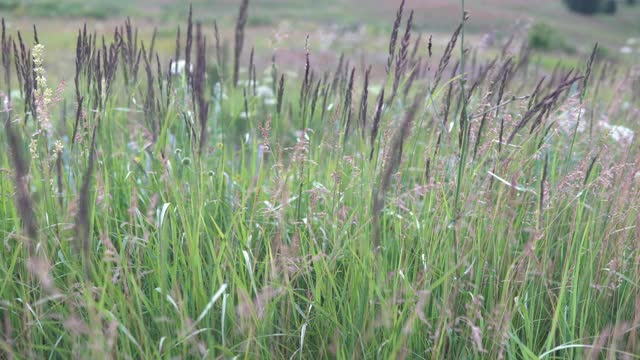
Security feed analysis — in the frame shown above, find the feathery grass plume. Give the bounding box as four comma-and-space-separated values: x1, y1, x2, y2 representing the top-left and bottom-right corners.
233, 0, 249, 87
372, 90, 422, 248
74, 30, 83, 103
191, 23, 209, 157
14, 32, 35, 122
122, 17, 135, 85
358, 65, 371, 138
432, 21, 463, 91
276, 74, 284, 116
5, 101, 61, 298
299, 35, 311, 125
369, 89, 384, 161
494, 58, 512, 119
385, 0, 405, 74
342, 67, 355, 146
4, 110, 38, 244
398, 10, 413, 72
389, 9, 413, 105
185, 5, 193, 83
506, 73, 583, 144
103, 35, 120, 101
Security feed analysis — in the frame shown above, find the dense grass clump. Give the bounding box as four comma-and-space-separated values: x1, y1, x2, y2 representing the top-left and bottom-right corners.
1, 1, 639, 359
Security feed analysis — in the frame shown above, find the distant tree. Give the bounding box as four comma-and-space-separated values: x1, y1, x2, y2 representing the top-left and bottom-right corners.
564, 0, 603, 14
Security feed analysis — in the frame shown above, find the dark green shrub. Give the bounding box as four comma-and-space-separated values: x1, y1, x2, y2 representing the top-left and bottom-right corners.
528, 22, 572, 52
603, 0, 617, 13
564, 0, 603, 14
0, 0, 19, 11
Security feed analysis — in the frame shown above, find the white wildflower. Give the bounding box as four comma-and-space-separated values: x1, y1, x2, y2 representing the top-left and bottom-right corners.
620, 46, 633, 55
598, 121, 634, 144
170, 60, 192, 75
29, 138, 39, 159
255, 85, 274, 98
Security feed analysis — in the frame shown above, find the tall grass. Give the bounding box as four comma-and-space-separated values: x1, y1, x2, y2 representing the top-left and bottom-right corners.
1, 1, 639, 359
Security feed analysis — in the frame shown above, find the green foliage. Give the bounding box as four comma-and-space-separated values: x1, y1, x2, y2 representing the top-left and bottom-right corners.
528, 22, 574, 52
4, 0, 122, 19
602, 0, 618, 13
564, 0, 603, 14
0, 0, 19, 11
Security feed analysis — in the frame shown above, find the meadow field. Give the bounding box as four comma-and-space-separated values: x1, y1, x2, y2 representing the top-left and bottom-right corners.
1, 0, 639, 359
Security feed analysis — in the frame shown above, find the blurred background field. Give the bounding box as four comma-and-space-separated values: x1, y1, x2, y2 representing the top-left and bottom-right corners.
0, 0, 639, 81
